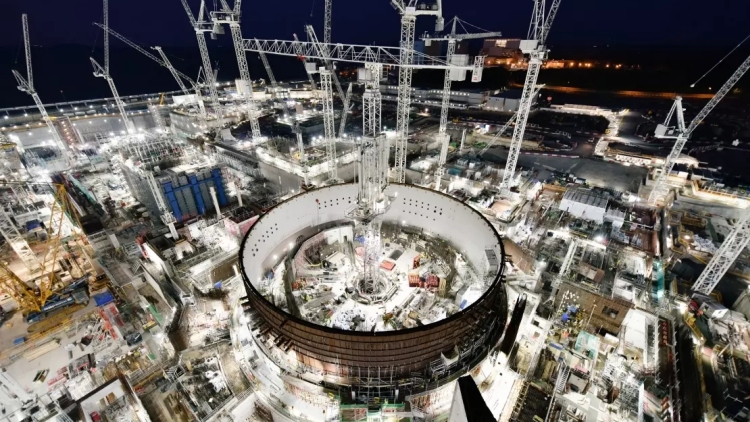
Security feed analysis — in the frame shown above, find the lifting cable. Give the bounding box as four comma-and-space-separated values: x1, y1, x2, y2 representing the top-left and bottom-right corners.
691, 32, 750, 87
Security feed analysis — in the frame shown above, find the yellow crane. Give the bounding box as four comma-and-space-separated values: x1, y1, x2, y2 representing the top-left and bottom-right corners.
0, 181, 90, 314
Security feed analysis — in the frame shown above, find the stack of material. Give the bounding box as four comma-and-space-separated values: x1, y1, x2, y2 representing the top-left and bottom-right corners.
692, 235, 718, 254
24, 339, 61, 361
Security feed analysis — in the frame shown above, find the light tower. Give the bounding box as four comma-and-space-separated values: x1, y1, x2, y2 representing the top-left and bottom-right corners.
91, 0, 136, 135
648, 52, 750, 204
11, 14, 71, 168
499, 0, 561, 194
421, 17, 501, 190
390, 0, 444, 183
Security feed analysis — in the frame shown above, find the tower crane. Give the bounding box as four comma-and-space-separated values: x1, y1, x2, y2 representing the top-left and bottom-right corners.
0, 182, 90, 314
304, 27, 346, 103
208, 0, 263, 138
293, 33, 318, 96
92, 23, 196, 95
319, 68, 339, 182
153, 48, 210, 128
304, 26, 353, 138
693, 210, 750, 296
390, 0, 444, 183
181, 0, 225, 127
421, 16, 501, 190
648, 52, 750, 204
339, 83, 353, 139
477, 86, 543, 157
324, 0, 332, 47
500, 0, 561, 194
252, 39, 281, 101
91, 0, 136, 135
11, 14, 71, 168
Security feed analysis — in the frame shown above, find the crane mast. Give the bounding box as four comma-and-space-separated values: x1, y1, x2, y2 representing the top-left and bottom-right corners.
209, 0, 262, 138
324, 0, 332, 47
91, 0, 135, 134
339, 83, 352, 139
424, 17, 501, 190
391, 0, 444, 183
254, 39, 279, 100
293, 33, 318, 96
648, 52, 750, 203
182, 0, 225, 127
320, 68, 338, 181
477, 86, 543, 157
500, 0, 560, 194
12, 14, 71, 167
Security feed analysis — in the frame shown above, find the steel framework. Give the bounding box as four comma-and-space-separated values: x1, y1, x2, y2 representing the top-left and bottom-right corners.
320, 69, 338, 181
648, 52, 750, 203
693, 211, 750, 294
243, 39, 478, 71
181, 0, 225, 126
91, 0, 135, 134
11, 14, 70, 166
392, 14, 416, 183
500, 0, 561, 194
423, 17, 501, 189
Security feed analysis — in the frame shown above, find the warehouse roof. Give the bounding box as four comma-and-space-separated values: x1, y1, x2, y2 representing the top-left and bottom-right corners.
562, 188, 609, 209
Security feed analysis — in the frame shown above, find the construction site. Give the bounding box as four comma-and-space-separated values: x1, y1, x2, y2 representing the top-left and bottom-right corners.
0, 0, 748, 421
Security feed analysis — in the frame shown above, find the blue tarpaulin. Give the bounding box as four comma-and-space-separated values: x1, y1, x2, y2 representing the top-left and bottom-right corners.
25, 220, 41, 231
93, 291, 114, 307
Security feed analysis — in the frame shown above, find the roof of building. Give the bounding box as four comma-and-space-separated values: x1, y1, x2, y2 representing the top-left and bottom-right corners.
562, 188, 609, 209
492, 89, 523, 100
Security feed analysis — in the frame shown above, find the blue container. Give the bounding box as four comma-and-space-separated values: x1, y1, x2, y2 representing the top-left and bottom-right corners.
93, 291, 114, 307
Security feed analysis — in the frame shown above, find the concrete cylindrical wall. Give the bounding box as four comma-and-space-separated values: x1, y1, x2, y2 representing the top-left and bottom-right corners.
240, 183, 508, 379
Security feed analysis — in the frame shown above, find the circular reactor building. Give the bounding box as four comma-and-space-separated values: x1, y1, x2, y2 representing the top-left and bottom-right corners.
239, 183, 508, 418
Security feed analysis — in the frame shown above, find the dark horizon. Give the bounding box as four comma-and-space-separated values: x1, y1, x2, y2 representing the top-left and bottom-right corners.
1, 0, 748, 48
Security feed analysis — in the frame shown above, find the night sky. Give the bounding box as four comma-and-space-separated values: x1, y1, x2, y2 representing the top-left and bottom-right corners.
0, 0, 749, 48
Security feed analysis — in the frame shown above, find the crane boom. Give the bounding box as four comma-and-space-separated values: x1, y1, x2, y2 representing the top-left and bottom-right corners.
22, 14, 33, 91
324, 0, 332, 46
500, 0, 561, 194
92, 23, 195, 89
648, 52, 750, 203
293, 33, 318, 96
479, 86, 542, 156
339, 83, 352, 138
244, 38, 481, 71
256, 40, 278, 90
692, 211, 750, 295
152, 47, 193, 96
305, 26, 345, 100
686, 55, 750, 136
13, 14, 70, 167
92, 0, 135, 134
